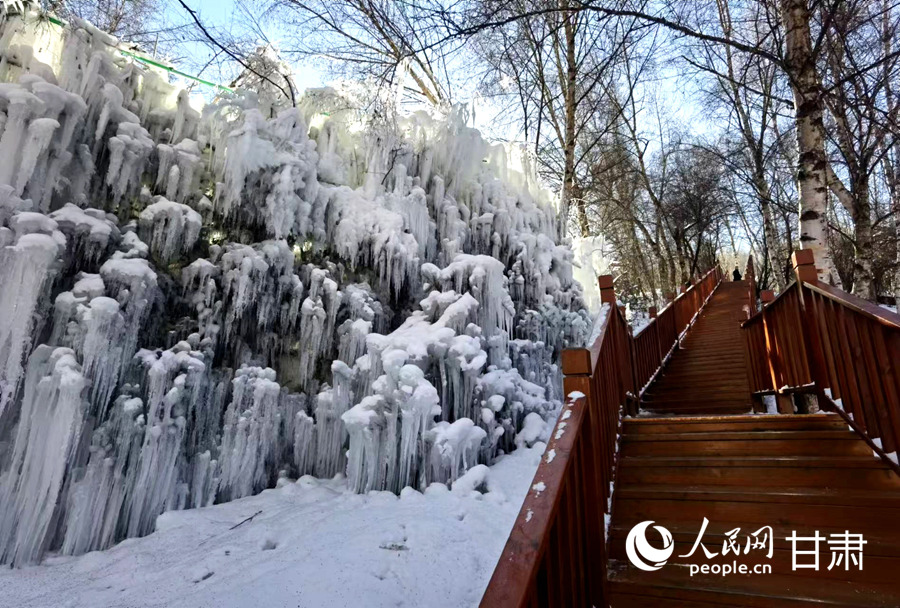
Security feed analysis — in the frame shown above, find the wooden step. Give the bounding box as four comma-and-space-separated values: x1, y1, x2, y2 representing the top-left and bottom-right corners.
620, 434, 872, 457
608, 520, 900, 559
613, 495, 898, 531
639, 406, 754, 416
617, 460, 900, 490
608, 560, 900, 607
615, 484, 900, 508
608, 536, 899, 585
622, 431, 860, 443
623, 415, 847, 434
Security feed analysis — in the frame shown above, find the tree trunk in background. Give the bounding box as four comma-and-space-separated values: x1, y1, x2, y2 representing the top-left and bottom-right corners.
674, 235, 689, 285
572, 183, 590, 237
780, 0, 841, 285
559, 0, 578, 240
894, 191, 900, 308
885, 158, 900, 306
852, 186, 876, 300
756, 171, 787, 290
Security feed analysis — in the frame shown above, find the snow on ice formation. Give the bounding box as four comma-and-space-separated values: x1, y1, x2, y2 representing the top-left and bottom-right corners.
0, 4, 589, 567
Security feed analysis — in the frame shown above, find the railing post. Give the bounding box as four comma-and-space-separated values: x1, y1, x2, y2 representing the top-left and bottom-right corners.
599, 274, 615, 305
793, 249, 818, 283
760, 290, 775, 306
792, 250, 830, 411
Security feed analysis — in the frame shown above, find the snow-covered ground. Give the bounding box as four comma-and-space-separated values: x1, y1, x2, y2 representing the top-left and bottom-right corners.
0, 444, 543, 608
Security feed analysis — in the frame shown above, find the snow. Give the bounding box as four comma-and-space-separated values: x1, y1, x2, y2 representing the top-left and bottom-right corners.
0, 443, 545, 608
587, 303, 611, 347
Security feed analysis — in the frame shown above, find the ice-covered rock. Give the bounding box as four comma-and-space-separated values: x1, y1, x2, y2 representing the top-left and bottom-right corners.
0, 6, 589, 567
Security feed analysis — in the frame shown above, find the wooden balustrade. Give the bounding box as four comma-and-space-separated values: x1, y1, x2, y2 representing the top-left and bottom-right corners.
742, 282, 811, 394
481, 266, 723, 607
742, 249, 900, 473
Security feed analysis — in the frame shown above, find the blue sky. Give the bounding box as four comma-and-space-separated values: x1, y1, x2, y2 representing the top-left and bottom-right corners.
164, 0, 708, 148
166, 0, 326, 92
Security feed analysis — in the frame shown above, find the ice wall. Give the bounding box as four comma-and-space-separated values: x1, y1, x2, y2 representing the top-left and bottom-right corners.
0, 4, 589, 567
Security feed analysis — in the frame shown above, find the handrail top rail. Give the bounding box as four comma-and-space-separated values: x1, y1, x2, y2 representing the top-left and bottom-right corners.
741, 281, 799, 327
633, 265, 721, 340
478, 389, 589, 607
805, 280, 900, 330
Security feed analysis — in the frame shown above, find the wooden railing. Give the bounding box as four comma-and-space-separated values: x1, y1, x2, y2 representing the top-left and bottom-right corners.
481, 267, 723, 607
743, 249, 900, 473
634, 268, 722, 396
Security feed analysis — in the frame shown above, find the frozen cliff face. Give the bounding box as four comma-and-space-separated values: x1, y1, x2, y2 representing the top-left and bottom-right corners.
0, 7, 589, 566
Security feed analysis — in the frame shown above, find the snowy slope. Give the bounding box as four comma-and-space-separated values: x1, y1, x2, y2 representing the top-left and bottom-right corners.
0, 443, 544, 608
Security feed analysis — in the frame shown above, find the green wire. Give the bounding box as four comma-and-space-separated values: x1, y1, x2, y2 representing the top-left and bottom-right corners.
31, 11, 233, 92
118, 50, 233, 92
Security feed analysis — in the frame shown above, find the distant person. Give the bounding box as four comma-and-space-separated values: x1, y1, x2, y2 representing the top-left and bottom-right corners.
733, 267, 743, 281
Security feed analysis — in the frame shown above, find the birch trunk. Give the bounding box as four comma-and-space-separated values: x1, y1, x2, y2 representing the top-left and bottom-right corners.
780, 0, 841, 285
559, 0, 578, 240
852, 186, 876, 300
756, 170, 787, 290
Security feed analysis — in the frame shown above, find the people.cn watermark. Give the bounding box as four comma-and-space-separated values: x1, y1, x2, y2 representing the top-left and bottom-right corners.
625, 518, 866, 577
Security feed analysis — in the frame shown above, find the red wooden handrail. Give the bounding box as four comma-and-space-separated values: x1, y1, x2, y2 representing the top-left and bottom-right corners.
480, 266, 723, 607
742, 249, 900, 474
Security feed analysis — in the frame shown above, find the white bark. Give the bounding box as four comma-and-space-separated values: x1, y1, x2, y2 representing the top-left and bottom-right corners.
780, 0, 842, 286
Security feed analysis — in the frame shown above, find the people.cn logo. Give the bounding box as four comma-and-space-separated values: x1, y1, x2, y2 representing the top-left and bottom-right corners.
625, 521, 674, 571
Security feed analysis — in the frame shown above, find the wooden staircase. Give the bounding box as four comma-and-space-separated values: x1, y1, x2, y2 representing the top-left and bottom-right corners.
642, 281, 754, 416
608, 414, 900, 607
482, 260, 900, 608
611, 279, 900, 606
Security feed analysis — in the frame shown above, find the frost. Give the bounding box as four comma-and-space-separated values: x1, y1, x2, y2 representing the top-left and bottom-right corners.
516, 412, 546, 448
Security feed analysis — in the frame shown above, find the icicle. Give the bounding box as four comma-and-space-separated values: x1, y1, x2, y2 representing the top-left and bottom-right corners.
426, 418, 486, 486
0, 346, 86, 566
14, 116, 58, 195
0, 213, 64, 416
217, 366, 282, 501
138, 196, 202, 264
